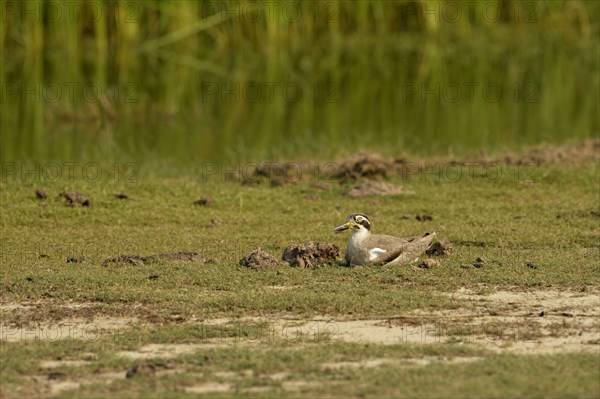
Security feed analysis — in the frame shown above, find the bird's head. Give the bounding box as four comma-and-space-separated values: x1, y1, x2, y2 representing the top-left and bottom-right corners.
333, 213, 371, 233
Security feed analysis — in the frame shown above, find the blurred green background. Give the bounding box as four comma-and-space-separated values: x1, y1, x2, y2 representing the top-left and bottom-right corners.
1, 0, 598, 164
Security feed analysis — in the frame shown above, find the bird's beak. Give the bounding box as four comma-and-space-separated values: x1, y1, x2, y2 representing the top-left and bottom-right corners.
333, 221, 355, 232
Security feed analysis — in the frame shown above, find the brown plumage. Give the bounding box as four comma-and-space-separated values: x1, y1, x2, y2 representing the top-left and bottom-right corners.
333, 214, 436, 266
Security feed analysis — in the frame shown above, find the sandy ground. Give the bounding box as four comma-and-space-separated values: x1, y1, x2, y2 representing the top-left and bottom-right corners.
2, 287, 599, 396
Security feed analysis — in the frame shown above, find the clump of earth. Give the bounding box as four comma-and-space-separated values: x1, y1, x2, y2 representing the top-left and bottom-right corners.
60, 191, 91, 206
239, 243, 340, 269
282, 242, 340, 269
102, 252, 203, 267
239, 248, 286, 269
426, 240, 453, 256
333, 152, 396, 181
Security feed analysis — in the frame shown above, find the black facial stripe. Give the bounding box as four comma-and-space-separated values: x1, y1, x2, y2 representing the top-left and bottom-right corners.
360, 219, 371, 230
349, 213, 371, 230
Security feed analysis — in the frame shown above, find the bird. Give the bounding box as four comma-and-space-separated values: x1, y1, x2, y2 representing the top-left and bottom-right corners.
333, 213, 436, 266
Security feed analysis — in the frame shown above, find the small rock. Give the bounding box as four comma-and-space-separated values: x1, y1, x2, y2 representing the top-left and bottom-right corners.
539, 311, 545, 317
426, 240, 453, 256
115, 193, 129, 199
35, 189, 48, 199
148, 274, 159, 280
194, 196, 213, 206
526, 262, 538, 269
476, 257, 485, 263
460, 263, 476, 269
472, 262, 485, 268
416, 214, 433, 221
66, 256, 84, 263
418, 259, 440, 269
126, 362, 156, 378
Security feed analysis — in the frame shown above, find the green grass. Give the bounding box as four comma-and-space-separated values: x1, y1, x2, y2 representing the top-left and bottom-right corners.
1, 160, 598, 315
0, 156, 599, 397
1, 340, 598, 398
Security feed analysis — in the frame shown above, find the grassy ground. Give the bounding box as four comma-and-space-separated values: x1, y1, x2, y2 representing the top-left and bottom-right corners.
0, 150, 599, 397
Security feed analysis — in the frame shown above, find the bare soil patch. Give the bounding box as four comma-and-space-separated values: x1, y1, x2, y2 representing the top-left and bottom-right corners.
184, 382, 232, 394
117, 344, 216, 360
268, 288, 599, 354
0, 300, 150, 328
2, 288, 597, 355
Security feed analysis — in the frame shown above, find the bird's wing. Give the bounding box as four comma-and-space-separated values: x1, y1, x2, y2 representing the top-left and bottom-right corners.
371, 233, 436, 266
363, 234, 411, 251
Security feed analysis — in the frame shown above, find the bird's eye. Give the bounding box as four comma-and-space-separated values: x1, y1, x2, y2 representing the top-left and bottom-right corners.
356, 216, 363, 223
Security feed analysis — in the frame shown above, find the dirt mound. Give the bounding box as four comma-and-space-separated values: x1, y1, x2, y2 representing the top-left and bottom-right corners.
333, 152, 396, 181
243, 162, 312, 186
239, 248, 286, 269
101, 252, 203, 267
490, 139, 600, 165
35, 188, 49, 199
345, 181, 414, 197
332, 140, 599, 183
426, 240, 453, 256
282, 242, 340, 268
60, 191, 90, 206
194, 196, 213, 206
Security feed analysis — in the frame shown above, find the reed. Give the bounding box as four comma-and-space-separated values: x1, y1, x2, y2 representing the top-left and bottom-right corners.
1, 0, 598, 162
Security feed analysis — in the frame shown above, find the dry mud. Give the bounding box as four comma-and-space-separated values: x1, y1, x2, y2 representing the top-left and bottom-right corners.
3, 288, 598, 397
2, 289, 597, 352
